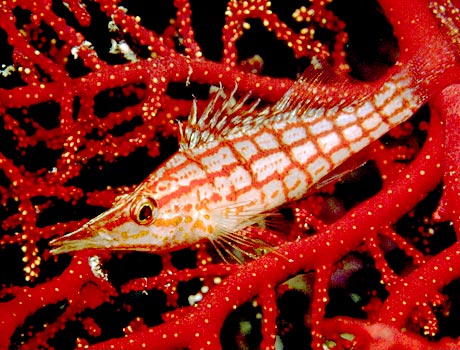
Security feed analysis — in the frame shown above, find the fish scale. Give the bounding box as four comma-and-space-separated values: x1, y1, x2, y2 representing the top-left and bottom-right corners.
175, 71, 420, 212
49, 64, 424, 258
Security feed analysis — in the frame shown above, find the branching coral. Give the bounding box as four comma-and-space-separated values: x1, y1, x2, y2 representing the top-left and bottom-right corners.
1, 0, 460, 349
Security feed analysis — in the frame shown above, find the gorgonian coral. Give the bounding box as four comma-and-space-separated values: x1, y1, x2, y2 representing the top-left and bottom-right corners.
1, 0, 460, 349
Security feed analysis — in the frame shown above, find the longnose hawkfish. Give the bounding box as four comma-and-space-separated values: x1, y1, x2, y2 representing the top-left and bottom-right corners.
50, 55, 432, 262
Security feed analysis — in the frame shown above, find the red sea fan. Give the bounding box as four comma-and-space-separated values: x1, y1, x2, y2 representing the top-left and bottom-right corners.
2, 0, 460, 349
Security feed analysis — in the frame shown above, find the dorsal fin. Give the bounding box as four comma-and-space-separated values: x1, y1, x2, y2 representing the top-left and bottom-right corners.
179, 85, 265, 150
179, 59, 377, 151
268, 58, 377, 123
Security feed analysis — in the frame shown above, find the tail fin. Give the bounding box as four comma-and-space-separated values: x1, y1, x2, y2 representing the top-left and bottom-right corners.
407, 0, 460, 98
430, 0, 460, 46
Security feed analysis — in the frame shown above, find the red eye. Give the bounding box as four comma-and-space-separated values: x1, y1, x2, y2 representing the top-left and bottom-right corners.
131, 196, 158, 225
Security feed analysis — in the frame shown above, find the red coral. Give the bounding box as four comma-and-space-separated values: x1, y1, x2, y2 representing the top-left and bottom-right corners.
1, 0, 460, 349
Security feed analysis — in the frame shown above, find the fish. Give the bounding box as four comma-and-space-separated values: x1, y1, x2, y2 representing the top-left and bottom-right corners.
49, 57, 427, 262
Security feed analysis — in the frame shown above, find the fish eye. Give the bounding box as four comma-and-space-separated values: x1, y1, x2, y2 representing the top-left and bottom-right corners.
131, 196, 158, 225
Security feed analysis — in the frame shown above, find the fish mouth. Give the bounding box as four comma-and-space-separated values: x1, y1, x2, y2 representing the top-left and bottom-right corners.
50, 201, 128, 255
49, 224, 115, 255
